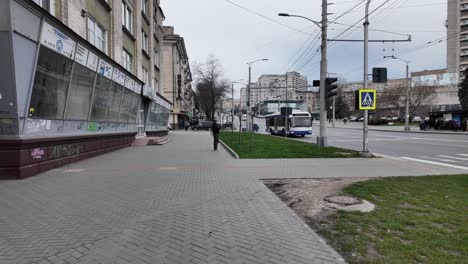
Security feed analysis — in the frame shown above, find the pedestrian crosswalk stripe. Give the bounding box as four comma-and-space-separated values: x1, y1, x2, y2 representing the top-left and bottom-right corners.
400, 157, 468, 170
420, 156, 460, 163
459, 154, 468, 157
437, 155, 468, 161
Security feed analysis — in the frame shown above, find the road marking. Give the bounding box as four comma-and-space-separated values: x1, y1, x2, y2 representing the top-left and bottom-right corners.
459, 154, 468, 157
159, 167, 177, 171
63, 169, 85, 173
419, 156, 460, 163
400, 157, 468, 170
437, 155, 468, 161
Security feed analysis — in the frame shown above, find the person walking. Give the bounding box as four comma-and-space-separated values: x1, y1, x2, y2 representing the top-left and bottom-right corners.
211, 120, 220, 151
184, 120, 190, 131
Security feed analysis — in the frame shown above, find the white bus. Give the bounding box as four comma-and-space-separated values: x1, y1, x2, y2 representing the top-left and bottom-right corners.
265, 111, 312, 137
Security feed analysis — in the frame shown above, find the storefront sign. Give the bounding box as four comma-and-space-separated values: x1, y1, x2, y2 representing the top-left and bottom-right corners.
112, 69, 126, 85
86, 51, 98, 72
40, 22, 76, 59
98, 59, 113, 79
74, 44, 88, 66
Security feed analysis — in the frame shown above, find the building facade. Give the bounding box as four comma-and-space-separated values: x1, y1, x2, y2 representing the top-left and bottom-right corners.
161, 26, 193, 129
447, 0, 466, 77
0, 0, 172, 178
32, 0, 166, 95
240, 71, 309, 109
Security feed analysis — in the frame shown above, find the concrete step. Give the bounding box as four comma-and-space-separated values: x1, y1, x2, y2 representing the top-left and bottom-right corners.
147, 137, 170, 145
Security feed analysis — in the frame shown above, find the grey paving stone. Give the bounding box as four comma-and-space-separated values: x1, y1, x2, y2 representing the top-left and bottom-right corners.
1, 131, 460, 264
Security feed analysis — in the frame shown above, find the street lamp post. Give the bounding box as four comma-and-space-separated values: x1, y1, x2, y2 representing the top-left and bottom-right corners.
231, 80, 246, 133
246, 59, 268, 150
279, 0, 328, 147
385, 55, 411, 131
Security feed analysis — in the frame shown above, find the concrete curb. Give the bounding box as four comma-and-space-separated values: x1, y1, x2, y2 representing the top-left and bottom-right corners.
262, 182, 346, 262
219, 139, 240, 159
329, 126, 468, 135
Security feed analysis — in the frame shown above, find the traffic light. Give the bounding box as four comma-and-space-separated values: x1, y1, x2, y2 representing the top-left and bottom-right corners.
373, 68, 387, 83
326, 77, 338, 98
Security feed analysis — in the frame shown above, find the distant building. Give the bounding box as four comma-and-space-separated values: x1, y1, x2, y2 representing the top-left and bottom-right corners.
446, 0, 462, 76
240, 71, 309, 109
161, 26, 193, 129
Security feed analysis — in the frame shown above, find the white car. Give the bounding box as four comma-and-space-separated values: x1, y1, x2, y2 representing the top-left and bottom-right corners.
413, 116, 422, 122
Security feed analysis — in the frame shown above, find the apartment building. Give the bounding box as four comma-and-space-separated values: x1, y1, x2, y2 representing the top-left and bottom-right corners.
240, 71, 309, 109
32, 0, 165, 94
161, 26, 193, 129
0, 0, 172, 178
446, 0, 468, 77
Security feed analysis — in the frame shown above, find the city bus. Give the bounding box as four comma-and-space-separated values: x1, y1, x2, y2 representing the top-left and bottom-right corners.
265, 111, 312, 137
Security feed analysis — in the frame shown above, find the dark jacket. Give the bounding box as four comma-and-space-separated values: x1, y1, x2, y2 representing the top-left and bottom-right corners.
211, 123, 220, 134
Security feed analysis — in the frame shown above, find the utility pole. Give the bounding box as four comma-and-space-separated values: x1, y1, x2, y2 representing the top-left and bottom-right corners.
231, 82, 234, 133
318, 0, 328, 147
278, 8, 326, 145
285, 73, 288, 136
363, 0, 371, 154
332, 96, 336, 128
404, 63, 410, 131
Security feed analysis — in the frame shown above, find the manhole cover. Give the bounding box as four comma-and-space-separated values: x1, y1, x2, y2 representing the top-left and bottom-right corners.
324, 195, 362, 206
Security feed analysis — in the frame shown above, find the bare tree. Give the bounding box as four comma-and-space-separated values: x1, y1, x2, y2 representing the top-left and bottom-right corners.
409, 85, 435, 116
380, 85, 404, 117
380, 84, 435, 117
193, 55, 230, 120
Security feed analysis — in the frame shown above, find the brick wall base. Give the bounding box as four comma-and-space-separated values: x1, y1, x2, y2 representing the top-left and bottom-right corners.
0, 132, 136, 179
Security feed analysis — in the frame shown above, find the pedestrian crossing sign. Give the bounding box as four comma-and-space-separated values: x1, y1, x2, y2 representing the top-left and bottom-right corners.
358, 89, 377, 110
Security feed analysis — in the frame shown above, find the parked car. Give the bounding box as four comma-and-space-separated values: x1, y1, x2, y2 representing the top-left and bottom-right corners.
413, 116, 422, 122
193, 121, 213, 131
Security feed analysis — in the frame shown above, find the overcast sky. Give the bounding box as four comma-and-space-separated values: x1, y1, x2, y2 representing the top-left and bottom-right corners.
162, 0, 447, 98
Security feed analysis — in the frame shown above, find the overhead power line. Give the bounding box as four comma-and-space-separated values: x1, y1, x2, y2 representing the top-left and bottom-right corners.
221, 0, 312, 35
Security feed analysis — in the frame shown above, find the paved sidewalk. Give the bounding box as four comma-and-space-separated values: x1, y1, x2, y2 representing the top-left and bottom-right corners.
0, 131, 465, 264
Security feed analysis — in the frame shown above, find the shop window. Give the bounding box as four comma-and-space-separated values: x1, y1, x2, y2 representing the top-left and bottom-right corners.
129, 93, 141, 123
90, 75, 112, 121
29, 47, 73, 119
118, 89, 133, 123
65, 64, 97, 120
106, 82, 124, 122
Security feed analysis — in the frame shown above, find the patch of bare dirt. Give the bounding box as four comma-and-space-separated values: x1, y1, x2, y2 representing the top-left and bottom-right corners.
264, 178, 374, 221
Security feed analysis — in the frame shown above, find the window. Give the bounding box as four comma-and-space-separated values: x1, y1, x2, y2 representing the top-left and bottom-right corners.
33, 0, 50, 12
153, 79, 159, 91
91, 75, 112, 121
153, 49, 160, 67
29, 47, 73, 119
122, 49, 133, 72
141, 0, 147, 15
129, 94, 141, 123
122, 1, 133, 32
118, 89, 133, 123
65, 64, 97, 120
106, 83, 124, 122
142, 30, 148, 52
88, 17, 107, 53
141, 67, 149, 84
